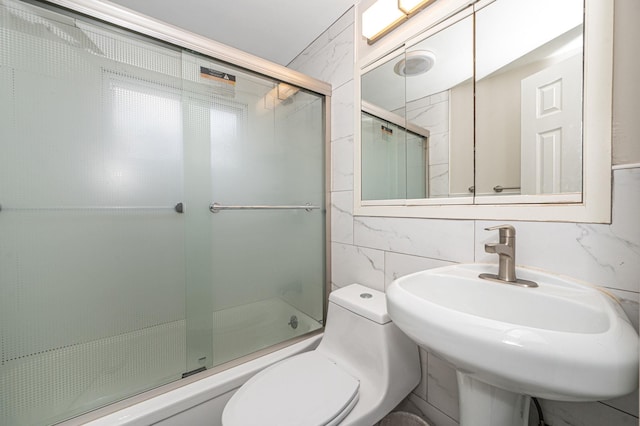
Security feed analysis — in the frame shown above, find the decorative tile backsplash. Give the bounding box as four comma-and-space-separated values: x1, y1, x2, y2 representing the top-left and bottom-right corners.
289, 7, 639, 426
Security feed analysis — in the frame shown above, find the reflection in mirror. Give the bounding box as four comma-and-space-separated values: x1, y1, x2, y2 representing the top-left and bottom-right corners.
356, 0, 611, 222
361, 103, 429, 200
360, 51, 411, 200
405, 15, 473, 198
360, 14, 474, 201
361, 51, 405, 120
360, 110, 428, 200
474, 0, 584, 198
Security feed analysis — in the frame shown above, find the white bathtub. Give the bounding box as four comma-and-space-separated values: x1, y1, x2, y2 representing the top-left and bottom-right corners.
2, 298, 321, 426
82, 333, 322, 426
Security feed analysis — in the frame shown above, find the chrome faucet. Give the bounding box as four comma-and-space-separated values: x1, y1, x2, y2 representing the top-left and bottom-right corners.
480, 225, 538, 288
484, 224, 517, 282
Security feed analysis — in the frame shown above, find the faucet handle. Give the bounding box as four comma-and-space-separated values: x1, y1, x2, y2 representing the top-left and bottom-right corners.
484, 224, 516, 239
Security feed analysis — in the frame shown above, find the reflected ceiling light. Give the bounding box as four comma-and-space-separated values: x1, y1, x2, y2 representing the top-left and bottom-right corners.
398, 0, 437, 15
277, 83, 299, 101
394, 50, 436, 76
362, 0, 406, 44
263, 83, 299, 109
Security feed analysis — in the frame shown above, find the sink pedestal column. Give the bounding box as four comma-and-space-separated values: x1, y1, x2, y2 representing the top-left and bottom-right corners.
457, 373, 530, 426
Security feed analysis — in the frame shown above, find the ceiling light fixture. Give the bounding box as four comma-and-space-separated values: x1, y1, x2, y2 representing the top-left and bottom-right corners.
362, 0, 437, 44
362, 0, 407, 44
398, 0, 437, 16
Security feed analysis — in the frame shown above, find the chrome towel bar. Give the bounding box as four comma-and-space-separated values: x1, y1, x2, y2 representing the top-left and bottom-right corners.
0, 203, 184, 213
209, 202, 319, 213
493, 185, 521, 193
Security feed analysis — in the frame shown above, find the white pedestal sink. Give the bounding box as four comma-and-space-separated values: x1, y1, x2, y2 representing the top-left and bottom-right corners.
386, 264, 638, 426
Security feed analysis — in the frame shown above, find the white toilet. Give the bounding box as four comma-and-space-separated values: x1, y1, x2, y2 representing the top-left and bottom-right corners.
222, 283, 421, 426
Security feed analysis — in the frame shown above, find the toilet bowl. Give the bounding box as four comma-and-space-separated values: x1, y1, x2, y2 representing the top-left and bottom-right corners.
222, 284, 421, 426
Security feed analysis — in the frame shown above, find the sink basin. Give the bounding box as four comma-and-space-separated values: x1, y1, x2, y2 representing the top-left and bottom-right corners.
387, 264, 638, 425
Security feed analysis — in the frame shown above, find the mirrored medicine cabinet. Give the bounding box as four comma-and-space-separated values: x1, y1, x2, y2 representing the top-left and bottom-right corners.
355, 0, 613, 223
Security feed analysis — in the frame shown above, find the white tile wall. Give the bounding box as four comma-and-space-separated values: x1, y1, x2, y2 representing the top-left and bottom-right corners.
331, 190, 354, 244
331, 79, 355, 141
287, 9, 355, 89
331, 242, 385, 291
427, 353, 459, 421
289, 6, 640, 426
354, 216, 475, 263
475, 168, 640, 294
428, 164, 450, 198
406, 92, 451, 197
412, 348, 428, 401
331, 135, 354, 191
383, 252, 455, 289
428, 132, 450, 166
408, 99, 449, 135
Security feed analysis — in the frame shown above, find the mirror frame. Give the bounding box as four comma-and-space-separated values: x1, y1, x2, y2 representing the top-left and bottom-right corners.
354, 0, 613, 223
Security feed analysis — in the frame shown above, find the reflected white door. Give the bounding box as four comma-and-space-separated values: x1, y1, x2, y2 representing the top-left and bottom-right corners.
521, 54, 582, 195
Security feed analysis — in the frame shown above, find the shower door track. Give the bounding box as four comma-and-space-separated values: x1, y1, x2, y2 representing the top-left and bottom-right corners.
39, 0, 331, 97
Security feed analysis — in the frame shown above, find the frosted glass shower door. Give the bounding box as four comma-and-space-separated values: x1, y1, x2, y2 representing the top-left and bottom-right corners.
0, 1, 326, 424
182, 53, 326, 368
0, 3, 188, 424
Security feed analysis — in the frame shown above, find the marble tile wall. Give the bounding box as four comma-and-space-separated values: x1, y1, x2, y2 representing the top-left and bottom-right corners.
288, 6, 639, 426
406, 92, 450, 197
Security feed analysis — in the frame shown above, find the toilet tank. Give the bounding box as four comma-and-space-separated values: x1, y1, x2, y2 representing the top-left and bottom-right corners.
328, 283, 391, 325
317, 284, 420, 420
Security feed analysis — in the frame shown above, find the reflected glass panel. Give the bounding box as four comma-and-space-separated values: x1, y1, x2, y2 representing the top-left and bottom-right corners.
361, 111, 428, 200
360, 15, 474, 201
475, 0, 584, 198
361, 51, 406, 120
405, 15, 474, 199
361, 51, 408, 200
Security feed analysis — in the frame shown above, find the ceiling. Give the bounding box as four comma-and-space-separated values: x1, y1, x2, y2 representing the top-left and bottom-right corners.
107, 0, 356, 66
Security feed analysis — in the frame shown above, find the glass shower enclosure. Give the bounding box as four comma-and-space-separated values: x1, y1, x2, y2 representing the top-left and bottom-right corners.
0, 1, 328, 424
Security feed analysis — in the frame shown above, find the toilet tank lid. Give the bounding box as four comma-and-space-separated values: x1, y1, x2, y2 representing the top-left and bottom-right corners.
329, 284, 391, 324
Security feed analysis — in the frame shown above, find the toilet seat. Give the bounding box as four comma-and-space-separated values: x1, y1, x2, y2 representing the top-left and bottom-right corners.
222, 351, 360, 426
